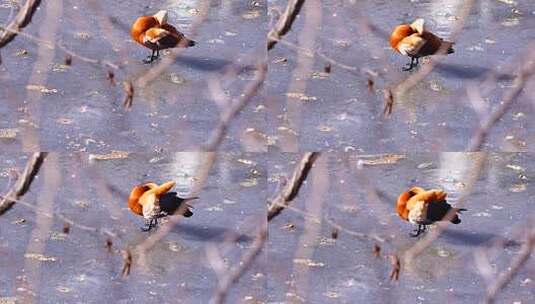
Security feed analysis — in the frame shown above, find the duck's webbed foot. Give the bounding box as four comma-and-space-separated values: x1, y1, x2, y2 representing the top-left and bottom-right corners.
410, 225, 426, 237
140, 218, 158, 231
402, 57, 419, 71
142, 49, 159, 64
142, 57, 154, 64
143, 54, 156, 64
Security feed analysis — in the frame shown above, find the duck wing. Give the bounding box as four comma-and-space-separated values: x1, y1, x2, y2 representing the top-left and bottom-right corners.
159, 192, 196, 217
397, 33, 427, 57
407, 189, 447, 224
144, 27, 173, 44
426, 199, 454, 222
418, 31, 447, 56
160, 24, 195, 48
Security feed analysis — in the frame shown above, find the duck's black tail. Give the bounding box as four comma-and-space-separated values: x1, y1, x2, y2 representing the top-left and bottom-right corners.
444, 41, 455, 54
160, 193, 197, 217
177, 197, 197, 217
450, 208, 467, 224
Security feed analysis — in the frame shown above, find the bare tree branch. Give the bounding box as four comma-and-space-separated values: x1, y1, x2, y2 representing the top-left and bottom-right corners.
121, 249, 133, 278
267, 0, 306, 50
0, 0, 41, 48
270, 35, 384, 79
210, 226, 267, 304
0, 152, 47, 215
389, 254, 400, 281
122, 81, 134, 109
286, 155, 328, 301
484, 226, 535, 304
267, 152, 320, 221
0, 195, 119, 238
209, 152, 323, 303
469, 50, 535, 151
202, 61, 268, 150
0, 25, 120, 70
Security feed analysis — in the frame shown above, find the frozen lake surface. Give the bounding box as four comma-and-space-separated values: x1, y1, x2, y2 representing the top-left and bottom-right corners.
267, 152, 534, 303
267, 0, 535, 151
0, 0, 267, 152
0, 152, 267, 303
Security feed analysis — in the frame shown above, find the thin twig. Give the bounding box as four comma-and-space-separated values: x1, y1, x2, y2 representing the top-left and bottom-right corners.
273, 37, 376, 78
325, 217, 385, 243
267, 0, 306, 50
122, 81, 134, 109
0, 152, 47, 215
0, 25, 120, 70
373, 244, 381, 257
484, 226, 535, 304
267, 152, 320, 221
121, 249, 133, 278
286, 156, 328, 301
383, 88, 394, 117
469, 50, 535, 151
202, 61, 268, 151
0, 0, 41, 48
0, 195, 118, 238
277, 0, 321, 151
389, 254, 400, 281
18, 152, 58, 303
210, 226, 267, 304
268, 197, 386, 243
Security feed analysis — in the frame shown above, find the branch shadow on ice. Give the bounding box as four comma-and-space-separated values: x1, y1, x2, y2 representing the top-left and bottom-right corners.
170, 222, 252, 243
174, 56, 258, 73
434, 63, 516, 80
173, 56, 235, 71
440, 229, 522, 248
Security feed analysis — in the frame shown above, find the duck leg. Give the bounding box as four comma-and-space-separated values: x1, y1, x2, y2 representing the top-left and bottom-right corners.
410, 224, 426, 237
140, 218, 159, 231
143, 49, 157, 64
141, 218, 153, 231
143, 44, 161, 64
403, 57, 418, 71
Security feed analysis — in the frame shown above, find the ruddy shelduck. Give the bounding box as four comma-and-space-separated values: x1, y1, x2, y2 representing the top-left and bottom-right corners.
131, 10, 196, 63
390, 18, 454, 71
128, 181, 196, 231
396, 186, 466, 237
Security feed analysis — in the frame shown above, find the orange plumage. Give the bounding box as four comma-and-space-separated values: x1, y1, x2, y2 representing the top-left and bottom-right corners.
127, 184, 151, 216
130, 10, 195, 63
396, 186, 466, 237
127, 181, 196, 231
390, 19, 454, 70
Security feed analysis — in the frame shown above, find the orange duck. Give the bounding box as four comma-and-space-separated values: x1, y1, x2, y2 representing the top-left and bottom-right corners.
390, 18, 454, 71
128, 181, 196, 231
396, 186, 466, 237
131, 10, 196, 63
